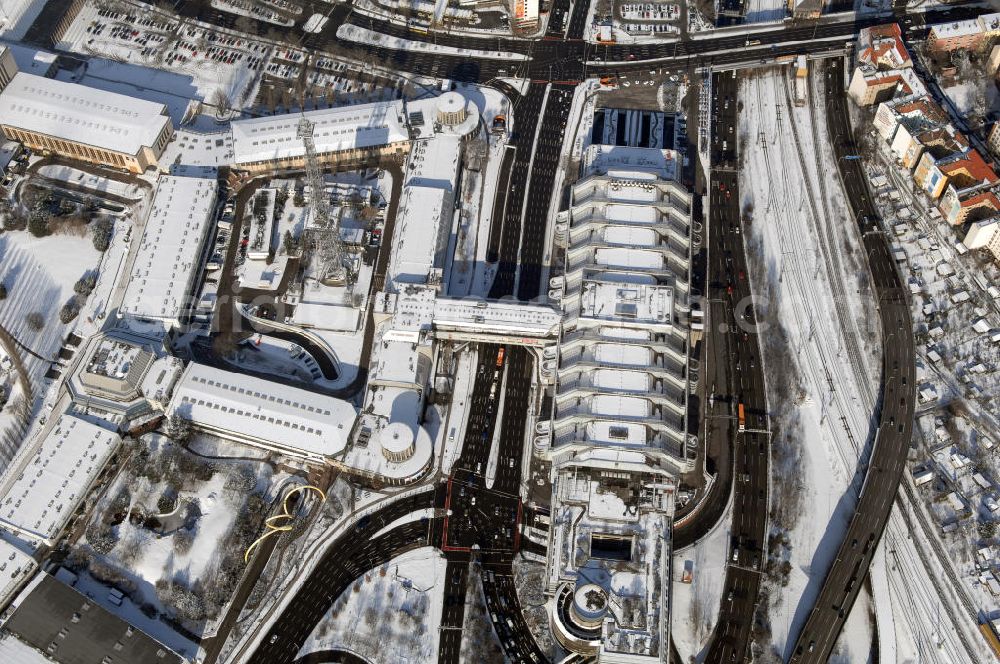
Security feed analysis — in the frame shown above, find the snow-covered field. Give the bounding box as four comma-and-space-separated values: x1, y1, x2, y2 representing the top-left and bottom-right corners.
297, 546, 446, 663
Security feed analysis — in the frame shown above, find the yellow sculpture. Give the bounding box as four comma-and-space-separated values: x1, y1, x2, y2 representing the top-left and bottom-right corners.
244, 484, 326, 563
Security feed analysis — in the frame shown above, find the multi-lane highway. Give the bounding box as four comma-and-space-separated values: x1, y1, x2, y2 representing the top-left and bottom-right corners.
247, 491, 437, 663
700, 69, 771, 664
787, 56, 916, 663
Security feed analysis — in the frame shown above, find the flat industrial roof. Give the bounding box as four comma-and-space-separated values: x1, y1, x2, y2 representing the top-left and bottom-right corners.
120, 176, 217, 322
4, 573, 183, 664
0, 72, 169, 155
0, 414, 121, 546
168, 362, 356, 460
230, 100, 409, 164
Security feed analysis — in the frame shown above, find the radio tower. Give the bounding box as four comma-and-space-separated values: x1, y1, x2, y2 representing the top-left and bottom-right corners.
297, 115, 347, 285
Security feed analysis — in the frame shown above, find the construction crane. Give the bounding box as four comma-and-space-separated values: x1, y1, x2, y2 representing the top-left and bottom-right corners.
297, 115, 347, 285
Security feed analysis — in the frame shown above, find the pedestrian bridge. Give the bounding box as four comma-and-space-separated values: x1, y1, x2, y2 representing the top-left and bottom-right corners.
433, 296, 561, 346
377, 287, 561, 347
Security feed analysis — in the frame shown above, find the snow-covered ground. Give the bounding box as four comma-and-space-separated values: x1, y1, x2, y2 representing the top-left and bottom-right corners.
738, 66, 880, 658
671, 499, 732, 661
297, 546, 446, 663
0, 226, 104, 468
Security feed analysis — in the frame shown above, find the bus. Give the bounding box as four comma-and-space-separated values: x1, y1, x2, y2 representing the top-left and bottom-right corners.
738, 403, 746, 432
496, 346, 506, 368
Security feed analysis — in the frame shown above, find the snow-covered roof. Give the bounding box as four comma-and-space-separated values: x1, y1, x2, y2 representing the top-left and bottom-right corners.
0, 414, 121, 546
582, 144, 681, 181
0, 536, 37, 609
0, 72, 170, 156
433, 297, 562, 337
119, 176, 217, 323
390, 185, 449, 286
857, 24, 911, 70
580, 281, 673, 324
230, 100, 409, 165
931, 19, 981, 39
168, 362, 357, 462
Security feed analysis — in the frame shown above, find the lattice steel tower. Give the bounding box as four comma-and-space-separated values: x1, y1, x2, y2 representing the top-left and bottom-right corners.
297, 115, 347, 285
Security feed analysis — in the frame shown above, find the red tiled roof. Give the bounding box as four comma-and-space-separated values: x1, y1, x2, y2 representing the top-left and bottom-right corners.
939, 149, 998, 184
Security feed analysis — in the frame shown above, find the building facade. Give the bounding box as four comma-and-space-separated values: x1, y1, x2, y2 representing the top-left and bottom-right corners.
0, 46, 17, 91
0, 73, 173, 173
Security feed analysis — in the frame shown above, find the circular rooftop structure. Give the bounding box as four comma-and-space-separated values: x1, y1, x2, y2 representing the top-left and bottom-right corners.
380, 421, 416, 463
436, 91, 468, 126
570, 584, 608, 628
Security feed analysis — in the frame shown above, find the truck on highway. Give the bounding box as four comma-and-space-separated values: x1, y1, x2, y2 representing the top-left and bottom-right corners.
738, 403, 746, 432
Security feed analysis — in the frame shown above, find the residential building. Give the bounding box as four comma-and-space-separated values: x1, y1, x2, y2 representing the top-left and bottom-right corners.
914, 148, 997, 200
927, 19, 986, 54
979, 12, 1000, 41
789, 0, 824, 19
118, 176, 217, 330
964, 217, 1000, 261
0, 72, 173, 173
990, 44, 1000, 74
892, 124, 967, 172
857, 24, 912, 70
939, 184, 1000, 225
873, 95, 948, 143
848, 67, 925, 106
514, 0, 539, 27
988, 122, 1000, 159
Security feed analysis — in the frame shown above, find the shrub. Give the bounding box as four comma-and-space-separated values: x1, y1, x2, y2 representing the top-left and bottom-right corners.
25, 312, 44, 331
91, 217, 113, 252
74, 273, 97, 296
27, 212, 50, 237
2, 212, 26, 231
59, 297, 81, 324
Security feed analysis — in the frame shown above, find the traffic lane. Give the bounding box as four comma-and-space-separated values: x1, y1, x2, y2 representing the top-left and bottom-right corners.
250, 519, 434, 663
703, 69, 770, 664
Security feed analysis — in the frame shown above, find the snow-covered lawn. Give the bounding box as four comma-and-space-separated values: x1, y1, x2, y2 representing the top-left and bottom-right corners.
297, 546, 446, 663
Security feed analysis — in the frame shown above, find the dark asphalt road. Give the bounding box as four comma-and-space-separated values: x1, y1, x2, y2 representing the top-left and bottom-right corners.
700, 69, 771, 664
